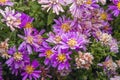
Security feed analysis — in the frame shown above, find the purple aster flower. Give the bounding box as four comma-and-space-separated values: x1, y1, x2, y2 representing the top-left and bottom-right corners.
21, 60, 41, 80
0, 63, 3, 80
70, 18, 91, 37
18, 28, 44, 54
109, 39, 119, 53
53, 16, 73, 33
70, 3, 89, 18
46, 32, 63, 44
85, 0, 99, 9
60, 32, 89, 50
89, 9, 105, 31
101, 22, 112, 34
19, 13, 34, 28
0, 7, 21, 31
69, 0, 99, 18
0, 0, 14, 6
108, 0, 120, 17
6, 46, 30, 75
99, 8, 113, 21
52, 49, 71, 70
98, 56, 117, 78
39, 42, 55, 65
38, 0, 65, 15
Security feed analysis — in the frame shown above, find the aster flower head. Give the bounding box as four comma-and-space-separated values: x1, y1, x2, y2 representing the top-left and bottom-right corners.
108, 0, 120, 17
60, 32, 89, 50
38, 0, 65, 15
99, 8, 113, 21
6, 46, 30, 75
18, 28, 44, 54
0, 7, 21, 31
69, 3, 88, 18
0, 38, 11, 59
69, 0, 99, 18
99, 56, 117, 71
19, 13, 34, 28
53, 16, 72, 33
39, 42, 55, 65
109, 39, 119, 53
46, 32, 63, 44
0, 63, 3, 80
98, 56, 117, 77
0, 0, 14, 6
85, 0, 99, 8
75, 51, 94, 69
101, 22, 112, 34
89, 8, 105, 29
99, 32, 112, 45
52, 49, 72, 70
71, 18, 91, 36
21, 60, 41, 80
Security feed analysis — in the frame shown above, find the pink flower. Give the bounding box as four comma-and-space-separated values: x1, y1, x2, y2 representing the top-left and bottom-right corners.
0, 7, 21, 31
38, 0, 65, 15
75, 51, 94, 69
110, 76, 120, 80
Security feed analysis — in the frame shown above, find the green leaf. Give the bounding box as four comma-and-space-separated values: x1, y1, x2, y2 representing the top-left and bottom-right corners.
47, 12, 55, 26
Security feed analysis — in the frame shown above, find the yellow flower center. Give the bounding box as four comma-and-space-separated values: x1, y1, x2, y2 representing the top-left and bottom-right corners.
13, 52, 23, 61
117, 2, 120, 10
15, 19, 21, 25
104, 26, 109, 30
55, 36, 61, 43
0, 0, 6, 3
101, 13, 107, 20
57, 54, 66, 62
86, 0, 92, 4
45, 50, 53, 58
67, 39, 77, 47
61, 23, 70, 32
25, 22, 32, 28
27, 36, 33, 44
25, 65, 34, 74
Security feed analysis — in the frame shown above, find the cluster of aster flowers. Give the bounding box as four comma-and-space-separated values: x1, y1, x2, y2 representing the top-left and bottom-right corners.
0, 0, 120, 80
